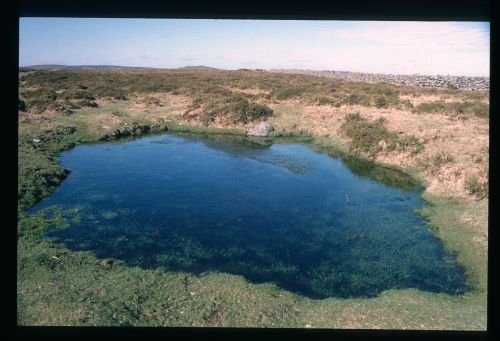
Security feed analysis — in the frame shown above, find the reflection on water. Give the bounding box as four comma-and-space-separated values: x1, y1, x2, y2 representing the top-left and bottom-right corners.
30, 133, 466, 299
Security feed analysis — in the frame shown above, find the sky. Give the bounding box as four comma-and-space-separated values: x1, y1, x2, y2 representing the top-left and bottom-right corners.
19, 18, 490, 76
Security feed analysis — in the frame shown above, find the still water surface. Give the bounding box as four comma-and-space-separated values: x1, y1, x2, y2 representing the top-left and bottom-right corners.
31, 133, 466, 298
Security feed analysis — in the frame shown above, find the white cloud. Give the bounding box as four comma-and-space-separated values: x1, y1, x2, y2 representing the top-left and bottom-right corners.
318, 22, 489, 50
310, 22, 489, 76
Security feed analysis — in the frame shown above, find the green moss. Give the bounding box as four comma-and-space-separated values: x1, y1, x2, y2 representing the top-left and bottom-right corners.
418, 195, 487, 295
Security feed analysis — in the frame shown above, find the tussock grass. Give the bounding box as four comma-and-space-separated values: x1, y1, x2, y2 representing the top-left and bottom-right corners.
340, 113, 423, 157
414, 100, 489, 118
17, 68, 487, 329
464, 174, 488, 199
188, 94, 273, 126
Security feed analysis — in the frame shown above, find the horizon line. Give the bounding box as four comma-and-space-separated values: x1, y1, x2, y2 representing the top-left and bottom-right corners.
19, 63, 490, 78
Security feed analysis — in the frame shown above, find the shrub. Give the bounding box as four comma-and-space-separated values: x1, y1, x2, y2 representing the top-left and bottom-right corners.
414, 101, 447, 114
111, 111, 127, 117
62, 88, 95, 100
342, 92, 371, 106
223, 96, 273, 124
196, 95, 273, 125
19, 98, 26, 112
23, 89, 60, 113
138, 96, 162, 106
344, 93, 362, 105
248, 103, 273, 121
75, 99, 98, 108
341, 113, 423, 157
271, 85, 310, 100
93, 86, 127, 100
449, 101, 489, 118
464, 175, 488, 199
316, 96, 339, 106
398, 135, 425, 155
400, 99, 414, 110
423, 151, 455, 175
375, 96, 388, 108
414, 100, 488, 118
341, 113, 394, 155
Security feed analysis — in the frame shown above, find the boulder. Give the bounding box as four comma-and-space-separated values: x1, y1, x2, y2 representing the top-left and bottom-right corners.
111, 129, 123, 138
377, 139, 388, 151
247, 122, 274, 137
99, 134, 110, 141
121, 128, 131, 137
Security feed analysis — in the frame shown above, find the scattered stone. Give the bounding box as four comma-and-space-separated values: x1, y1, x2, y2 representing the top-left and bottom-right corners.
99, 134, 110, 141
378, 139, 388, 151
270, 69, 489, 92
112, 129, 122, 138
100, 210, 118, 219
131, 123, 151, 135
76, 99, 98, 107
55, 126, 77, 135
247, 122, 274, 137
99, 259, 112, 267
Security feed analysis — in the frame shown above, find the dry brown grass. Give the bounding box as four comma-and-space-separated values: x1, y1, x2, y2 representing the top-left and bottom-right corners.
19, 81, 489, 202
264, 98, 488, 201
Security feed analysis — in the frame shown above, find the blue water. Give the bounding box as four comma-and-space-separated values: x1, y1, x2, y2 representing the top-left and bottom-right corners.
30, 133, 466, 299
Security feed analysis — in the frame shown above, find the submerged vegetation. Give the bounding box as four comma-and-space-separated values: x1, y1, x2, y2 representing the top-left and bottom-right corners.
30, 134, 466, 300
17, 68, 488, 328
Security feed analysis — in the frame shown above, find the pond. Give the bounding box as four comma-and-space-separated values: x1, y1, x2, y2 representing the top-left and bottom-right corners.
30, 133, 467, 299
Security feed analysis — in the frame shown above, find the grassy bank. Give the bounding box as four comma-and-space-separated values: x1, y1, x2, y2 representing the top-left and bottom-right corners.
17, 69, 487, 329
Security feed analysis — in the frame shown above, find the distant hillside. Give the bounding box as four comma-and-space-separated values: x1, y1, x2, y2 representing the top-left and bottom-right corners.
21, 65, 158, 71
176, 65, 221, 71
20, 64, 225, 72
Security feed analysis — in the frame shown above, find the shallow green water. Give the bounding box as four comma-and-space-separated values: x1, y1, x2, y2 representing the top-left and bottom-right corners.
31, 133, 466, 299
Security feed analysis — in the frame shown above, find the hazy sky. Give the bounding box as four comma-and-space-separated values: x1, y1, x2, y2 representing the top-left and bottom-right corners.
19, 18, 490, 76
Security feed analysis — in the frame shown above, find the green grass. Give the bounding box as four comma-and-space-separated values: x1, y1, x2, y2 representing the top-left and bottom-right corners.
340, 113, 424, 158
464, 175, 488, 199
21, 68, 487, 115
17, 126, 92, 212
192, 94, 273, 126
17, 69, 487, 329
418, 195, 487, 296
17, 192, 487, 329
414, 100, 489, 118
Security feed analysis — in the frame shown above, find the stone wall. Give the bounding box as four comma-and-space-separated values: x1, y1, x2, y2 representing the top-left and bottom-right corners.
269, 69, 489, 92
